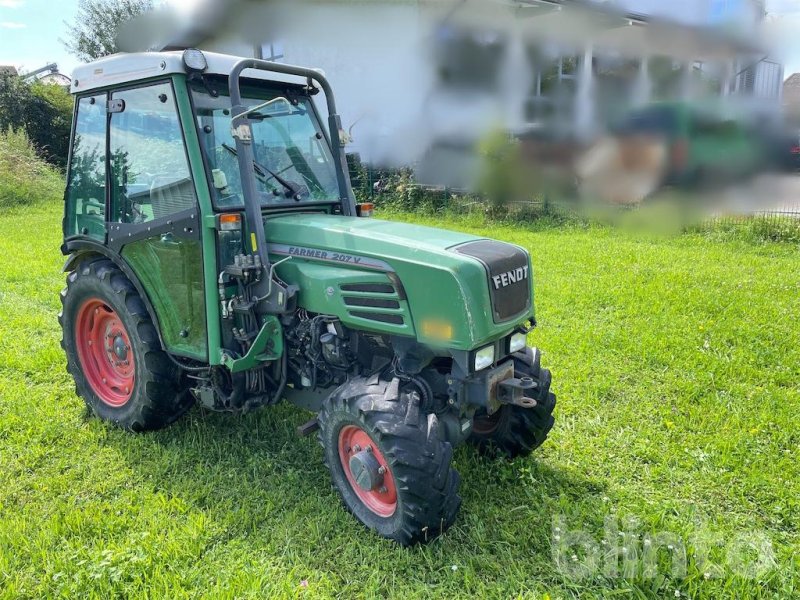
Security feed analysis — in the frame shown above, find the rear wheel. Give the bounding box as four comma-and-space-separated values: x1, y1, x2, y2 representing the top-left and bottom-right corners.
59, 257, 193, 431
318, 376, 461, 545
468, 348, 556, 458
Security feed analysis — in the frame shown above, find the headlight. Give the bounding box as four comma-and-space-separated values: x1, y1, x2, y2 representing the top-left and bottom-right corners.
182, 48, 208, 72
509, 332, 527, 354
474, 345, 495, 371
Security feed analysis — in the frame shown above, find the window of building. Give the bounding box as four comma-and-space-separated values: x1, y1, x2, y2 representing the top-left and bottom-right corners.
262, 42, 285, 62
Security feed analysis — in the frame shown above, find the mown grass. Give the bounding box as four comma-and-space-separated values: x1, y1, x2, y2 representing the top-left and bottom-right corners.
0, 201, 798, 599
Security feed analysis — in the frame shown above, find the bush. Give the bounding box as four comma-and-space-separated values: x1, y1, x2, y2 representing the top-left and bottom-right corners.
0, 76, 74, 170
0, 129, 64, 209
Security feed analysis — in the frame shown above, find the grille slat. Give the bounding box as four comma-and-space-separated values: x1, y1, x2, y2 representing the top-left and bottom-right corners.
343, 296, 401, 309
349, 311, 405, 325
340, 283, 395, 294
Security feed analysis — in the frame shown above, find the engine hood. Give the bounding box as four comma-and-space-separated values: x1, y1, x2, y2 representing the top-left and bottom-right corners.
263, 214, 534, 350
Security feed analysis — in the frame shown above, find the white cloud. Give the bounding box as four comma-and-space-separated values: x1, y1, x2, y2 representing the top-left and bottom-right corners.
0, 21, 25, 28
0, 0, 24, 8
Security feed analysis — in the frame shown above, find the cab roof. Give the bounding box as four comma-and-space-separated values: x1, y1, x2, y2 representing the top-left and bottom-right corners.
70, 50, 309, 95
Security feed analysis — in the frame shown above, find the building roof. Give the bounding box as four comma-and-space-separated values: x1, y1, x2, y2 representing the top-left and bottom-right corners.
784, 73, 800, 89
38, 72, 72, 86
143, 0, 766, 63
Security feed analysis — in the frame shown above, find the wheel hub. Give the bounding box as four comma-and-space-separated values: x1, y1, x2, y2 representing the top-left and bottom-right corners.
338, 425, 397, 517
349, 448, 384, 491
112, 335, 129, 361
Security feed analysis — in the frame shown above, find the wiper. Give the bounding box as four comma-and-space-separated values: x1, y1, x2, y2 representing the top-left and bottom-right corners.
248, 108, 306, 120
222, 143, 305, 200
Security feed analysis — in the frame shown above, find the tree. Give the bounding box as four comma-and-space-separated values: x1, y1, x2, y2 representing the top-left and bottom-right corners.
62, 0, 153, 63
0, 75, 74, 170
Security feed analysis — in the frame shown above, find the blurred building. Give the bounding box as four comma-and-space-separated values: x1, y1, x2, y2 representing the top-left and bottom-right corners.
1, 62, 72, 86
156, 0, 782, 177
784, 73, 800, 120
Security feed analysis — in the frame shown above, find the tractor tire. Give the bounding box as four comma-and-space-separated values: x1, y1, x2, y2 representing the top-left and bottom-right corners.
318, 375, 461, 545
59, 257, 193, 432
468, 348, 556, 458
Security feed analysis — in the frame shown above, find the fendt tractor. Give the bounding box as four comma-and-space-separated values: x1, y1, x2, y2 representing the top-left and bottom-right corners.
59, 49, 556, 544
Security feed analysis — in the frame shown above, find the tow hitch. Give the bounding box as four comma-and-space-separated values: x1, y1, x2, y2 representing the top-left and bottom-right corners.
498, 376, 538, 409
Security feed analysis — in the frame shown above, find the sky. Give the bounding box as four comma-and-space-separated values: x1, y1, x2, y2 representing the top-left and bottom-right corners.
0, 0, 81, 75
0, 0, 799, 78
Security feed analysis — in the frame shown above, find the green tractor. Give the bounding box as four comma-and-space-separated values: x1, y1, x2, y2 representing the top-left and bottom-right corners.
60, 49, 556, 545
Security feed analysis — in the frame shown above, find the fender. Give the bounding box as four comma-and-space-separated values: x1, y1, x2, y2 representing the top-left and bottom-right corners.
61, 238, 201, 362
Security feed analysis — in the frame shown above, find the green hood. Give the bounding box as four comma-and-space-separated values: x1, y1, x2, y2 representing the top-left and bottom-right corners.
264, 214, 534, 350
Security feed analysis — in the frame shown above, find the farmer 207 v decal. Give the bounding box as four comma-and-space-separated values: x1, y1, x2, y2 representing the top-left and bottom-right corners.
59, 49, 556, 545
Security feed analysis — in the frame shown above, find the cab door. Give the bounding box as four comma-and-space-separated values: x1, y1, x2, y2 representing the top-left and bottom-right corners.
64, 94, 107, 241
107, 80, 207, 360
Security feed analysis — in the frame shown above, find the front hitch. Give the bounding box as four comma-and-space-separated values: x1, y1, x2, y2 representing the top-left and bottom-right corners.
498, 376, 538, 409
461, 360, 540, 415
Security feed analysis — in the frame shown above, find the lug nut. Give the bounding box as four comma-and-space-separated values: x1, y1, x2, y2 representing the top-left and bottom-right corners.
365, 445, 372, 453
378, 466, 386, 475
353, 444, 361, 452
379, 486, 388, 494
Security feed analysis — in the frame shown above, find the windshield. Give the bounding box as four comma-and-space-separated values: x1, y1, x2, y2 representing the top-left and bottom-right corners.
190, 76, 340, 209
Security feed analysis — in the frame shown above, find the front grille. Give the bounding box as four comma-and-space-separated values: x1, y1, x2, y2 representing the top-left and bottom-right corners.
452, 240, 531, 322
340, 281, 405, 327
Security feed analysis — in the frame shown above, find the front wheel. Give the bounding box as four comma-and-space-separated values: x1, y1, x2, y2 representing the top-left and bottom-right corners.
468, 348, 556, 458
59, 257, 192, 431
318, 376, 461, 545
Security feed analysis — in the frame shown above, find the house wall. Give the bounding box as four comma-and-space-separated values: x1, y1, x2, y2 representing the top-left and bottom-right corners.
198, 0, 779, 166
206, 3, 430, 163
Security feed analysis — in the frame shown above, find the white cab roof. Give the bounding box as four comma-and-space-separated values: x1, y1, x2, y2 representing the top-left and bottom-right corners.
70, 51, 295, 95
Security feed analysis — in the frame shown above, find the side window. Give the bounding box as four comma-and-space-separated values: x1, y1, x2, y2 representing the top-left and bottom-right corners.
64, 94, 107, 239
109, 82, 196, 224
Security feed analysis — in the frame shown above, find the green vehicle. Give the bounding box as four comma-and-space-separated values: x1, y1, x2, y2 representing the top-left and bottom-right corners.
612, 102, 764, 187
60, 49, 556, 545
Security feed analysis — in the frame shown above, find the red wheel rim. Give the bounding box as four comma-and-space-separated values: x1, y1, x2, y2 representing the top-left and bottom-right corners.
338, 425, 397, 517
472, 408, 503, 435
75, 298, 135, 407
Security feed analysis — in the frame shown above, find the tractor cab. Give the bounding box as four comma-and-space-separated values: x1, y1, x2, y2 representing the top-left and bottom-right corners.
60, 49, 556, 546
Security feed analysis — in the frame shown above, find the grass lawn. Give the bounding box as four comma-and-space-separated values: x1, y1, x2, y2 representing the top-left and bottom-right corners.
0, 201, 798, 599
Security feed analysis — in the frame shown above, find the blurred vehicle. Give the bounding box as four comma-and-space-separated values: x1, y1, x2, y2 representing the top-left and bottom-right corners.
776, 128, 800, 172
792, 136, 800, 172
576, 102, 765, 205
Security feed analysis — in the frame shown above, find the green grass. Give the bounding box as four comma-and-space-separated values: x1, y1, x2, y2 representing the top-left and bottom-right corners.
0, 129, 63, 209
1, 202, 798, 599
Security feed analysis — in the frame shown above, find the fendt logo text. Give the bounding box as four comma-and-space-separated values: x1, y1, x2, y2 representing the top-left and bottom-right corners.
492, 266, 529, 290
